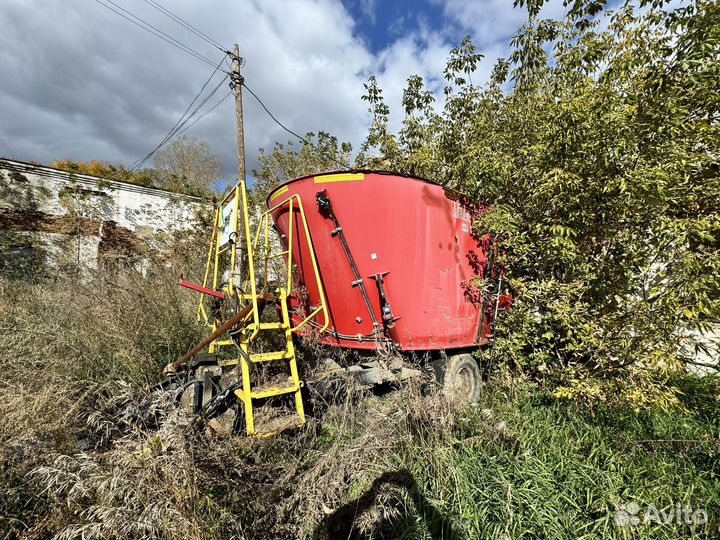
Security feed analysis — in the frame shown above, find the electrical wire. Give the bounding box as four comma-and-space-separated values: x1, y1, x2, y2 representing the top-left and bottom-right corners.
88, 0, 234, 173
101, 0, 220, 67
130, 69, 229, 172
162, 56, 227, 138
144, 0, 228, 54
135, 57, 226, 161
241, 82, 351, 170
48, 55, 230, 185
77, 2, 349, 177
91, 0, 222, 69
174, 90, 233, 139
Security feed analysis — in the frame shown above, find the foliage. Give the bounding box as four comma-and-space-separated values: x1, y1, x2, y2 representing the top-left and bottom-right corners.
357, 0, 720, 406
154, 135, 223, 198
398, 380, 720, 540
52, 159, 163, 190
51, 135, 224, 198
250, 131, 352, 206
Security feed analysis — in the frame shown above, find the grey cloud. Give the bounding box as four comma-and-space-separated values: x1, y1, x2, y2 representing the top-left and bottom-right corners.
0, 0, 541, 183
0, 0, 372, 180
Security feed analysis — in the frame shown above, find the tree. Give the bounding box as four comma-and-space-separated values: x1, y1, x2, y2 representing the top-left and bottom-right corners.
250, 131, 352, 207
359, 0, 720, 406
154, 136, 223, 198
51, 160, 161, 189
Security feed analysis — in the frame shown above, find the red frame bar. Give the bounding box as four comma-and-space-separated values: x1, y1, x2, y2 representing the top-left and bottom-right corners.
178, 279, 225, 300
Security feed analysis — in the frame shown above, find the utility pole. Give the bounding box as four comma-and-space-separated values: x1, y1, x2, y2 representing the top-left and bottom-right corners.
231, 43, 248, 281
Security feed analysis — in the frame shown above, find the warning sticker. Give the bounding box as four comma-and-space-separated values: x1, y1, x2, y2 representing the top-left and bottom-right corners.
452, 201, 471, 222
314, 173, 365, 184
269, 185, 289, 201
218, 200, 236, 247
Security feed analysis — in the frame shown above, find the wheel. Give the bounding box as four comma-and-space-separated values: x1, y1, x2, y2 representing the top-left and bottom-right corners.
442, 353, 482, 405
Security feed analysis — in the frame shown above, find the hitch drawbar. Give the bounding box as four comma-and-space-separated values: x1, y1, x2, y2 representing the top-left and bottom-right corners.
178, 279, 225, 300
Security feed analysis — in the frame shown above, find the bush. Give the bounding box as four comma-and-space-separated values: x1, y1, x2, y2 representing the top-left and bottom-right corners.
356, 0, 720, 406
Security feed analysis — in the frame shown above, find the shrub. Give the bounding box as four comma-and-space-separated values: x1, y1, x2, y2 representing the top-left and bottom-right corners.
357, 0, 720, 406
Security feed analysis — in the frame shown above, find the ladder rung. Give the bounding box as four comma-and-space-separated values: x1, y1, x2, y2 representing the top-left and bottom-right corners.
235, 383, 299, 401
249, 350, 294, 362
240, 293, 278, 301
252, 384, 299, 399
254, 415, 305, 437
257, 322, 288, 330
266, 250, 290, 260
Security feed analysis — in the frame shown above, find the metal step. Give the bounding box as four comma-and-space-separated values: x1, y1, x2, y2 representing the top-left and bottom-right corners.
254, 415, 305, 437
256, 322, 288, 330
234, 381, 299, 401
249, 350, 294, 362
252, 384, 299, 399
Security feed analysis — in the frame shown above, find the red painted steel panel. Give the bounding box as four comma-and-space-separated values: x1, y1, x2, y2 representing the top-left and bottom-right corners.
267, 171, 491, 351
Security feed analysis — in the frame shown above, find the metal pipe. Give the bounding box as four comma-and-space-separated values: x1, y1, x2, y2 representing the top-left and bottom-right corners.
164, 292, 275, 374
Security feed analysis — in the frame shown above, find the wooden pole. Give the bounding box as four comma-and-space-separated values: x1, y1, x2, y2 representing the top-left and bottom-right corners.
231, 43, 248, 278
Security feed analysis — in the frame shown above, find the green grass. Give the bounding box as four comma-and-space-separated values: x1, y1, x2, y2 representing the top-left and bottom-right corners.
390, 377, 720, 540
2, 276, 719, 540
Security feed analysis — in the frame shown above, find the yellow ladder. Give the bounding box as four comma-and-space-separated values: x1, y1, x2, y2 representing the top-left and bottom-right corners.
195, 181, 328, 436
233, 287, 305, 437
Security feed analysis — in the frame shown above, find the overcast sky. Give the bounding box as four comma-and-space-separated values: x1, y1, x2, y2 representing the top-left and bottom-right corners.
0, 0, 566, 183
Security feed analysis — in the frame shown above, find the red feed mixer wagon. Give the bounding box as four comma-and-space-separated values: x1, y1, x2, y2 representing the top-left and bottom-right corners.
169, 170, 510, 436
267, 171, 510, 400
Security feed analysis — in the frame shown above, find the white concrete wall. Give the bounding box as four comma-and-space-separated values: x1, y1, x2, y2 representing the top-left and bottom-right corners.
0, 158, 207, 272
0, 159, 204, 232
684, 324, 720, 375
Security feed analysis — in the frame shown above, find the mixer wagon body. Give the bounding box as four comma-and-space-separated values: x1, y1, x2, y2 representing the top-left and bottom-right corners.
267, 171, 493, 352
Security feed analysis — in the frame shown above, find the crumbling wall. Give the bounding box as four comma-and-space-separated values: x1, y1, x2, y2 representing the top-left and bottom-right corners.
0, 159, 207, 277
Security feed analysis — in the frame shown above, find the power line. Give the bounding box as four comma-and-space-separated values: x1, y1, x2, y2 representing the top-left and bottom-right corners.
138, 73, 229, 168
131, 56, 227, 170
144, 0, 227, 54
131, 65, 230, 172
175, 91, 233, 139
101, 0, 220, 67
43, 59, 230, 187
241, 82, 351, 169
91, 0, 223, 70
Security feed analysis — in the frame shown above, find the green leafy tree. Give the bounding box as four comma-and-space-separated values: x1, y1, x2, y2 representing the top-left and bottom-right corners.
359, 0, 720, 406
250, 131, 352, 207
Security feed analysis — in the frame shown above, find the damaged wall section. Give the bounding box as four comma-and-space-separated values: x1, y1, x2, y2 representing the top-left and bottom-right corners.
0, 158, 207, 276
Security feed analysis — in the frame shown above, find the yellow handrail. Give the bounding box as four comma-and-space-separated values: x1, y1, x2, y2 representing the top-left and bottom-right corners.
183, 182, 322, 436
258, 194, 329, 334
199, 187, 330, 351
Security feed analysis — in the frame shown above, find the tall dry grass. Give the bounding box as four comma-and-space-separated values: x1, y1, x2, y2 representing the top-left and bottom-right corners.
0, 242, 209, 538
1, 257, 719, 539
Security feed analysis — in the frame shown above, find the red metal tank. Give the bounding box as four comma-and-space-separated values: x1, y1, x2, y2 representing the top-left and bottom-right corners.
267, 171, 492, 351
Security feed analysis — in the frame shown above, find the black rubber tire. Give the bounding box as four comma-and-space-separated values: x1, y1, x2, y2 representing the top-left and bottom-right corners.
442, 353, 482, 405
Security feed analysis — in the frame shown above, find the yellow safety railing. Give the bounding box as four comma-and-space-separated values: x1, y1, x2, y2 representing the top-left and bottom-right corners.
198, 186, 329, 346
198, 184, 243, 328
252, 194, 329, 334
185, 181, 328, 436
